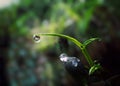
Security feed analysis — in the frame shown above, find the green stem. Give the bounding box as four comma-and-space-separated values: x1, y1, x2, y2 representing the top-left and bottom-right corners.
35, 33, 94, 67
81, 47, 94, 67
36, 33, 83, 48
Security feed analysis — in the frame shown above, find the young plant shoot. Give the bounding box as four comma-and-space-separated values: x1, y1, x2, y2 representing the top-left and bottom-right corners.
33, 33, 101, 75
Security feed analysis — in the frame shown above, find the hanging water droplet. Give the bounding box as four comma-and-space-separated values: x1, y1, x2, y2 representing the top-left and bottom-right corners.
33, 34, 41, 43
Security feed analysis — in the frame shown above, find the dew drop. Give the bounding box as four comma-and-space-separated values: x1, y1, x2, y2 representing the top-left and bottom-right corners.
33, 34, 41, 43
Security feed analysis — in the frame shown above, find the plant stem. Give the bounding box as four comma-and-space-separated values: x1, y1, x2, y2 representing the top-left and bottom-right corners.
81, 47, 94, 67
36, 33, 83, 48
35, 33, 94, 67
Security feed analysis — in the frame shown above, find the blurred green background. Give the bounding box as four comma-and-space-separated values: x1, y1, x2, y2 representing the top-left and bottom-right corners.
0, 0, 120, 86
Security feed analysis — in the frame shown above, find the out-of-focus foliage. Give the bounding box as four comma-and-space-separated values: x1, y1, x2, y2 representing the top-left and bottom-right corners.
1, 0, 120, 86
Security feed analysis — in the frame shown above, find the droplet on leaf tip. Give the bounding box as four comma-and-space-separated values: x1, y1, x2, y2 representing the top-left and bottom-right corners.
33, 34, 41, 43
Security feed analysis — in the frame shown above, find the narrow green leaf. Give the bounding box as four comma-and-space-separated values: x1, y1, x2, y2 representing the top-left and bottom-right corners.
89, 63, 101, 75
34, 33, 83, 49
83, 38, 101, 47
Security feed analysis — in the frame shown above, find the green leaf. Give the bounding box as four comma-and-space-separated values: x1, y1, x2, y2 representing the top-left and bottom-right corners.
89, 63, 101, 75
83, 38, 101, 47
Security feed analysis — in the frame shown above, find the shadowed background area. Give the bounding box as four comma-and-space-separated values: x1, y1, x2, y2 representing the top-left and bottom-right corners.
0, 0, 120, 86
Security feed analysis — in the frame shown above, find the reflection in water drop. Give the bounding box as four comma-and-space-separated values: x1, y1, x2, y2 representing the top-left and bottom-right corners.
33, 35, 41, 43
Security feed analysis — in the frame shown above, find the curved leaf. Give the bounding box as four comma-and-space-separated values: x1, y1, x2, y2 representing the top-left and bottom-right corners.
83, 38, 101, 47
89, 63, 101, 75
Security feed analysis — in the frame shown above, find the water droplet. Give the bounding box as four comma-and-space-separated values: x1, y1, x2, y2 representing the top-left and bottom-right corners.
33, 35, 41, 43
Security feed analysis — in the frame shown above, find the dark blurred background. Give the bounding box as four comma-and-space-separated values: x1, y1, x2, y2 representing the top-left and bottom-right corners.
0, 0, 120, 86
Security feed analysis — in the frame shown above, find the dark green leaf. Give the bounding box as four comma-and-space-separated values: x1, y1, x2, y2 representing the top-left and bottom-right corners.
83, 38, 101, 47
89, 63, 101, 75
